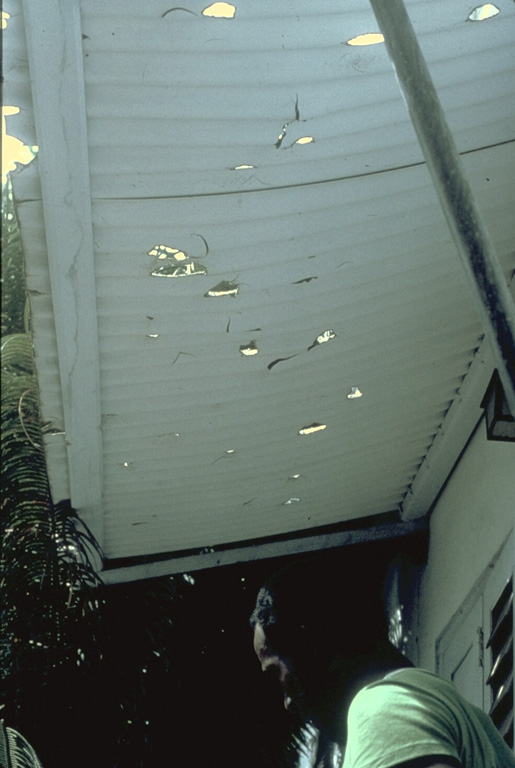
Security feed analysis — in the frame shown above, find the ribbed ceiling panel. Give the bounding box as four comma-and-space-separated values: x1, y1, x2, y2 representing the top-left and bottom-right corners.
5, 0, 515, 571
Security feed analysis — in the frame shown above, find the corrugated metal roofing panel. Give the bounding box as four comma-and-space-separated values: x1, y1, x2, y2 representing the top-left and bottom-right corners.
5, 0, 515, 578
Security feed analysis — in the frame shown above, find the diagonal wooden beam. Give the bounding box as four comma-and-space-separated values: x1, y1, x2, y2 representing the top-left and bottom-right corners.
369, 0, 515, 412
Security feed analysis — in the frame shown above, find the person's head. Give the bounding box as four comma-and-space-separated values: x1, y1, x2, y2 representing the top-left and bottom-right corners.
250, 554, 394, 739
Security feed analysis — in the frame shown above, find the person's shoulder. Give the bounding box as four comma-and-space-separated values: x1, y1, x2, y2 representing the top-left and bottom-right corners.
362, 667, 446, 693
349, 667, 457, 718
375, 667, 458, 695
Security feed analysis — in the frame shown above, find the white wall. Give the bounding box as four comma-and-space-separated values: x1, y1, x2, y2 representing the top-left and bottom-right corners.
417, 418, 515, 670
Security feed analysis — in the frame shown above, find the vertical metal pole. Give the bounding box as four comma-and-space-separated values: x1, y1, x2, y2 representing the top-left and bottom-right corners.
369, 0, 515, 412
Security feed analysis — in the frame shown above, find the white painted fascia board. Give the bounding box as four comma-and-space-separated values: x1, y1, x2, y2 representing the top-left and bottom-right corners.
21, 0, 104, 546
101, 518, 427, 585
402, 274, 514, 521
400, 335, 495, 520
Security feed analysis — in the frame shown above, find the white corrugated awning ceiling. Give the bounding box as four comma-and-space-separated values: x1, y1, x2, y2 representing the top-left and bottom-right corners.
4, 0, 515, 582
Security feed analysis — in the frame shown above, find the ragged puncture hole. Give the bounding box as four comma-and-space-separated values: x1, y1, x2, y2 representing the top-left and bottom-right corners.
149, 243, 207, 277
152, 262, 207, 277
239, 341, 258, 356
202, 2, 236, 18
298, 423, 326, 435
467, 4, 499, 20
294, 136, 314, 145
308, 329, 336, 350
346, 33, 384, 46
205, 280, 239, 297
149, 245, 188, 261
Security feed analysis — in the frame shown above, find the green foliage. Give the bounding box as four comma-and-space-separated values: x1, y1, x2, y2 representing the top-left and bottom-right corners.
0, 174, 184, 767
1, 180, 26, 336
0, 176, 103, 714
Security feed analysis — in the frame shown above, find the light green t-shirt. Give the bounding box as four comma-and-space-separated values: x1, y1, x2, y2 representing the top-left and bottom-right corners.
342, 668, 515, 768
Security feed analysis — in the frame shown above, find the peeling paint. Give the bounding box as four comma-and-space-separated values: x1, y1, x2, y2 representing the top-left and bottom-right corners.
268, 354, 300, 370
212, 448, 236, 464
275, 95, 306, 149
162, 7, 198, 17
192, 232, 210, 257
172, 351, 195, 365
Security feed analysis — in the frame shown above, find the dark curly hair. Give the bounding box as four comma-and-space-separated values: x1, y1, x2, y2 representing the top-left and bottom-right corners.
250, 554, 388, 659
250, 554, 392, 768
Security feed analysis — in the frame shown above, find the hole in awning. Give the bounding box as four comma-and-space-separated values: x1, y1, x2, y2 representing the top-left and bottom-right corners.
212, 449, 235, 464
283, 497, 300, 506
205, 280, 239, 297
347, 387, 363, 399
149, 245, 187, 261
275, 95, 304, 149
149, 243, 207, 277
2, 11, 10, 29
276, 124, 289, 149
346, 33, 384, 46
145, 334, 159, 338
298, 423, 327, 435
152, 262, 207, 277
467, 4, 499, 20
231, 164, 255, 170
202, 2, 236, 18
239, 341, 258, 356
308, 329, 336, 350
294, 136, 314, 145
289, 473, 301, 480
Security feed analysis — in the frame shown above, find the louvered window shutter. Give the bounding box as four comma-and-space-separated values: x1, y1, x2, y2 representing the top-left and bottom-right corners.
487, 577, 514, 748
